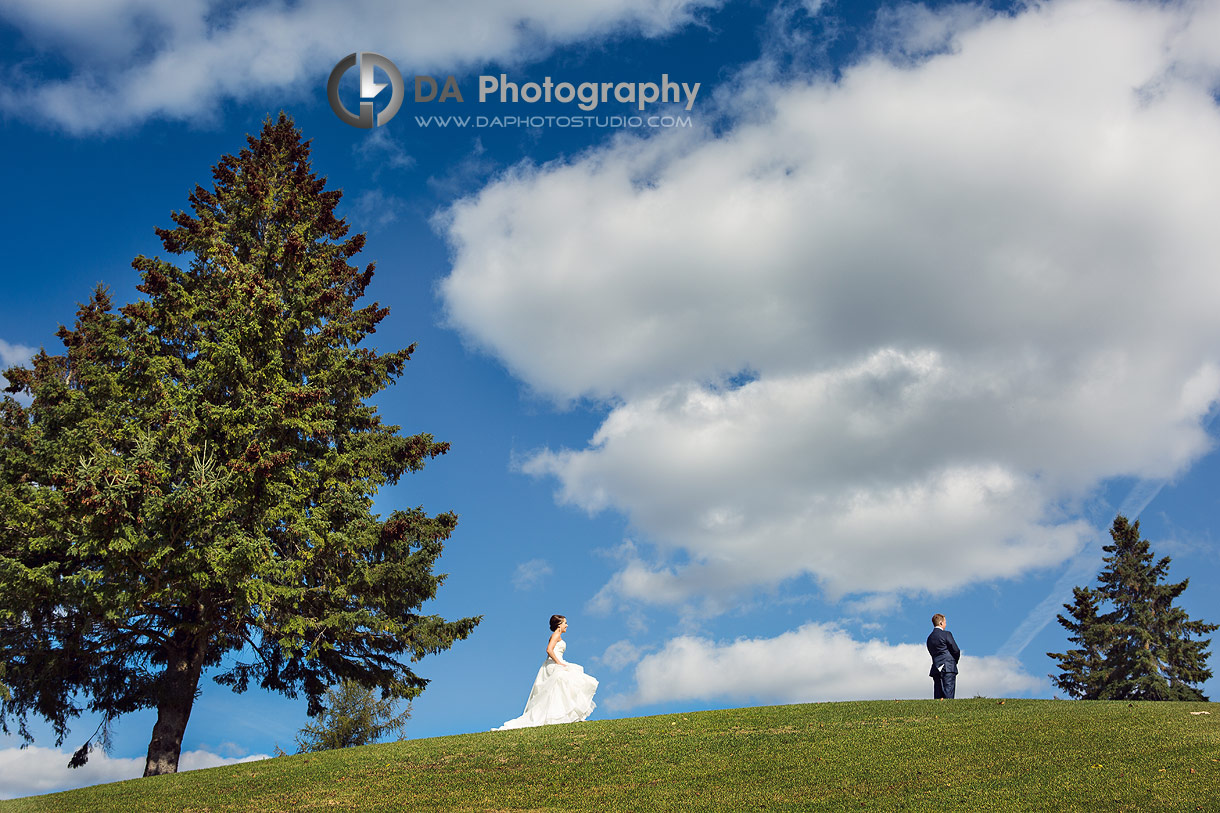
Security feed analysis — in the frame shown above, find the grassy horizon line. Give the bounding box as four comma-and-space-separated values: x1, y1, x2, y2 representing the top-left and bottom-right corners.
3, 698, 1217, 811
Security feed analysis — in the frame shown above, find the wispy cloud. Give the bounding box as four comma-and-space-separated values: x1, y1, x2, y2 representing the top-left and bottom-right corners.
512, 557, 553, 591
427, 138, 499, 201
596, 639, 649, 671
354, 128, 415, 176
346, 189, 407, 231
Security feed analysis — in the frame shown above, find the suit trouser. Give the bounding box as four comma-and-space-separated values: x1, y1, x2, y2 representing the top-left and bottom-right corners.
933, 670, 956, 699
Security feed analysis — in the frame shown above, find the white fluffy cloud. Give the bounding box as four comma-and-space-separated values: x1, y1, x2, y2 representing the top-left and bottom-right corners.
0, 745, 268, 801
608, 623, 1044, 709
441, 0, 1220, 608
598, 638, 650, 670
0, 0, 722, 133
0, 339, 35, 370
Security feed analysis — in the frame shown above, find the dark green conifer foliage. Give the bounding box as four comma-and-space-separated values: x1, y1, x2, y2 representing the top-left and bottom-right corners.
1047, 585, 1113, 700
1048, 515, 1215, 700
0, 114, 480, 777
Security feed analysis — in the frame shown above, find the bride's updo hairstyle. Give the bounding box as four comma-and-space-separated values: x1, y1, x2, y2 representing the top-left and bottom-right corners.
549, 614, 566, 631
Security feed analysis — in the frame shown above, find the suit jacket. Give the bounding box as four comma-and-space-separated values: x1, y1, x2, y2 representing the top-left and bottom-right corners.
927, 628, 960, 676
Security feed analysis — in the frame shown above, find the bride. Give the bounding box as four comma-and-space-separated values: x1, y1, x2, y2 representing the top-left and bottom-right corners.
495, 614, 599, 730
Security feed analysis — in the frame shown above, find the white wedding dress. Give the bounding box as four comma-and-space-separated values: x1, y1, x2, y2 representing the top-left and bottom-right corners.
495, 640, 598, 730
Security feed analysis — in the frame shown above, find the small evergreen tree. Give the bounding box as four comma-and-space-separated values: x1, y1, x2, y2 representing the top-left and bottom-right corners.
295, 679, 410, 753
1048, 515, 1216, 700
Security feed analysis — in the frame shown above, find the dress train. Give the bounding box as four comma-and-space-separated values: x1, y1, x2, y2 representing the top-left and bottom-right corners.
495, 640, 598, 730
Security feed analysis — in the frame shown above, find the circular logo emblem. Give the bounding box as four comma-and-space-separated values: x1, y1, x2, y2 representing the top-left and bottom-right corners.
327, 52, 405, 128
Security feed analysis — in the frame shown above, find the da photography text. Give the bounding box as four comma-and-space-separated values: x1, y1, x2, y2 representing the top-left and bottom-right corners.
409, 74, 700, 112
328, 52, 701, 129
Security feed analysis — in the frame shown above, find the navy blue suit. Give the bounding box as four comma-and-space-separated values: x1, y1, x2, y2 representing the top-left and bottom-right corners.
926, 627, 960, 699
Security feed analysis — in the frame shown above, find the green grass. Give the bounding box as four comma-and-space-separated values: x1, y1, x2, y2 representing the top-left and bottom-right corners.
4, 699, 1219, 811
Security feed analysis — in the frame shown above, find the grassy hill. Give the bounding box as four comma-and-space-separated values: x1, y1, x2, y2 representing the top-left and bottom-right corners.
3, 699, 1217, 811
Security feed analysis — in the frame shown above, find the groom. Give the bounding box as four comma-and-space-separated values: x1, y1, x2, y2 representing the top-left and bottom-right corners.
926, 613, 960, 699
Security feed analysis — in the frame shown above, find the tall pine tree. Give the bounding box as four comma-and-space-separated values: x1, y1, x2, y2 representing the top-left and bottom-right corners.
0, 114, 480, 775
1048, 515, 1215, 700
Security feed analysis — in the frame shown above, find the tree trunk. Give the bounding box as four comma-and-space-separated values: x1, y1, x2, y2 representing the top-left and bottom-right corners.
143, 631, 208, 777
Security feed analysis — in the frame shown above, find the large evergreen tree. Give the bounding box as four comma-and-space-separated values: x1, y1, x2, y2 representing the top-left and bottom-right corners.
1048, 515, 1215, 700
0, 114, 480, 776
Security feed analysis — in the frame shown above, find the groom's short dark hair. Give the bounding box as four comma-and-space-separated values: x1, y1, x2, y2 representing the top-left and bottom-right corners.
931, 613, 946, 627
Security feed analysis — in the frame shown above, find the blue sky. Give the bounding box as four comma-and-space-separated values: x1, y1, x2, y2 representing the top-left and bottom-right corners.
3, 0, 1220, 798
